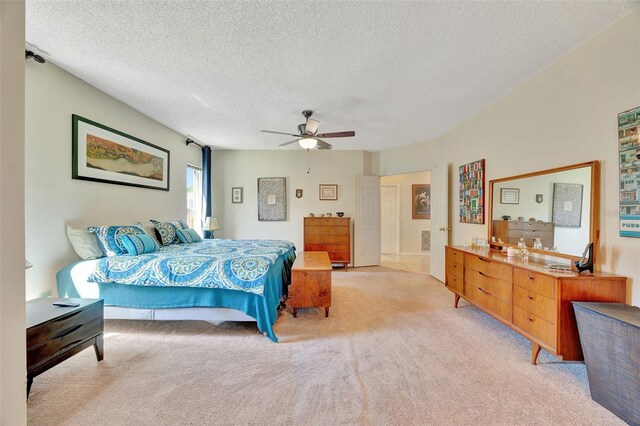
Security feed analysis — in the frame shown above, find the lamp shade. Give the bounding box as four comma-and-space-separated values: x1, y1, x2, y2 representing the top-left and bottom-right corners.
204, 217, 221, 231
298, 138, 317, 149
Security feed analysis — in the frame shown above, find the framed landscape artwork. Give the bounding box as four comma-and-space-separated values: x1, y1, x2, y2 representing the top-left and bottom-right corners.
459, 159, 485, 224
412, 184, 431, 219
618, 106, 640, 237
72, 114, 170, 191
258, 177, 287, 221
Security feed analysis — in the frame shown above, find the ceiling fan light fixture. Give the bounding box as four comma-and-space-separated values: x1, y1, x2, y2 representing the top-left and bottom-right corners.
299, 137, 317, 149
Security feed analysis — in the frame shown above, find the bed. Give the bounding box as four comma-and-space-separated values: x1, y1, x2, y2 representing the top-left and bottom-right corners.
57, 238, 296, 342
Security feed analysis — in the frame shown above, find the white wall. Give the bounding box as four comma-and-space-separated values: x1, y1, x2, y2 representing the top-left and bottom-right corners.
378, 10, 640, 305
1, 0, 27, 422
380, 171, 431, 254
25, 62, 200, 299
493, 167, 591, 255
212, 149, 367, 253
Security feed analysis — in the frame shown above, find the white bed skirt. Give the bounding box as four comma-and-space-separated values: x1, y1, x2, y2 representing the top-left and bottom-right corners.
105, 306, 255, 325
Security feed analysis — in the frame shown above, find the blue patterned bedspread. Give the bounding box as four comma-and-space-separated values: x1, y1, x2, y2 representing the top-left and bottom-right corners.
88, 239, 295, 295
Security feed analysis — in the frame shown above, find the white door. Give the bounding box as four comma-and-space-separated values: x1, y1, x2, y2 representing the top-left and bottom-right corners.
380, 185, 399, 254
430, 163, 449, 282
354, 175, 381, 267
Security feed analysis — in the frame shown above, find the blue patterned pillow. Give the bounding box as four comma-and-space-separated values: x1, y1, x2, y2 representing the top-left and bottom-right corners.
88, 225, 146, 256
151, 220, 188, 245
176, 228, 202, 244
121, 234, 159, 255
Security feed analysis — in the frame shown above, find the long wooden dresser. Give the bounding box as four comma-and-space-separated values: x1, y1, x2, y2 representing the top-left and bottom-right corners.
445, 246, 627, 364
304, 217, 351, 270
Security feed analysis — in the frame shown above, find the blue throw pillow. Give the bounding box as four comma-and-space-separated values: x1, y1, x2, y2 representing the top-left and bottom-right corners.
176, 228, 202, 244
88, 225, 146, 256
121, 234, 159, 255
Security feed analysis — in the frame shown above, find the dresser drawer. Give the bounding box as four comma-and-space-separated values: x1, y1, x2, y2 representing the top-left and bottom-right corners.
304, 243, 350, 253
446, 247, 464, 265
304, 226, 350, 237
464, 254, 512, 282
465, 283, 511, 321
27, 315, 103, 368
513, 286, 555, 324
513, 305, 555, 349
303, 235, 349, 244
447, 258, 464, 279
513, 269, 555, 299
27, 302, 102, 348
446, 273, 463, 294
465, 268, 511, 302
304, 218, 349, 227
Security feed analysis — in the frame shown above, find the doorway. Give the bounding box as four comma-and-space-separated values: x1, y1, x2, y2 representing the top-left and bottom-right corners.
380, 171, 431, 274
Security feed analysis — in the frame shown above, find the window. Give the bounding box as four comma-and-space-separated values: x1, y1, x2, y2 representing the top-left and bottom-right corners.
186, 164, 203, 234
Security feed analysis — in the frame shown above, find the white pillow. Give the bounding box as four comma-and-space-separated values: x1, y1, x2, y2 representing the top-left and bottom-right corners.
66, 225, 104, 259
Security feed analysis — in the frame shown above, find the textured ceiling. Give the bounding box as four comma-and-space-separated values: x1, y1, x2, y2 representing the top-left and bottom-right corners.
26, 1, 639, 151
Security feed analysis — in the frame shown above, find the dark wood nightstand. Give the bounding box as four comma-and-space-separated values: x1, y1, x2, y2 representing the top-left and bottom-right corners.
26, 298, 104, 397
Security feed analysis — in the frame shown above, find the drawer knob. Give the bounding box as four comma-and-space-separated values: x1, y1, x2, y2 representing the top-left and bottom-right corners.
527, 317, 534, 322
528, 296, 534, 300
528, 276, 534, 280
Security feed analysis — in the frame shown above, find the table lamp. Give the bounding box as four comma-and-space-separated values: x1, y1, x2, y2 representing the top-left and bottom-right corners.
203, 217, 221, 239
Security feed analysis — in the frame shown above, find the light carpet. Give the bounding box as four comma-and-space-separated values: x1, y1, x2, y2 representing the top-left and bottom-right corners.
27, 267, 623, 425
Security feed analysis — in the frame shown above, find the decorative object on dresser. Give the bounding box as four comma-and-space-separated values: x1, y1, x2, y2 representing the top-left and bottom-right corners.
231, 187, 243, 203
617, 106, 640, 237
492, 220, 554, 249
304, 217, 350, 270
488, 161, 599, 261
412, 184, 431, 219
258, 177, 287, 221
319, 184, 338, 200
27, 298, 104, 397
72, 114, 170, 191
445, 246, 626, 365
288, 251, 332, 318
459, 159, 485, 224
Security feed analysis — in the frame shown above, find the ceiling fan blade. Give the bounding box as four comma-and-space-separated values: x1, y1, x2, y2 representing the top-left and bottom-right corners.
305, 118, 320, 135
278, 139, 300, 147
261, 130, 301, 137
315, 131, 355, 138
316, 139, 332, 150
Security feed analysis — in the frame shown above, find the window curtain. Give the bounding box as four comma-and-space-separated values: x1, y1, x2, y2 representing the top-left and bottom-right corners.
202, 146, 213, 238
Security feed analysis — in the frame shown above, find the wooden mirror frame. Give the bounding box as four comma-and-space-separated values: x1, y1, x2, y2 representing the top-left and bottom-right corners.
487, 161, 600, 264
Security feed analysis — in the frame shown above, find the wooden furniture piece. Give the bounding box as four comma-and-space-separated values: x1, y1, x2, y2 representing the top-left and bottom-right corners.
445, 246, 626, 365
27, 298, 104, 397
304, 217, 350, 270
288, 251, 332, 318
492, 220, 554, 248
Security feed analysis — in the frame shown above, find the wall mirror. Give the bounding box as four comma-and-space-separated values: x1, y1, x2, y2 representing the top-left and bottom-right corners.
488, 161, 599, 261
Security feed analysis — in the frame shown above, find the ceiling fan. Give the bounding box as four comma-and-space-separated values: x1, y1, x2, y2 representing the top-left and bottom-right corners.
260, 110, 355, 150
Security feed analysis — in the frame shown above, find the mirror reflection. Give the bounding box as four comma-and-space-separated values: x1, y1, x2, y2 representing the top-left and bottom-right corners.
490, 164, 593, 257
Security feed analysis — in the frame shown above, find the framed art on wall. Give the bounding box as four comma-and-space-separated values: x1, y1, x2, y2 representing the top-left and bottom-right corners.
552, 183, 583, 228
232, 187, 243, 204
618, 106, 640, 237
258, 177, 286, 221
459, 159, 485, 224
319, 184, 338, 200
72, 114, 170, 191
500, 188, 519, 204
412, 184, 431, 219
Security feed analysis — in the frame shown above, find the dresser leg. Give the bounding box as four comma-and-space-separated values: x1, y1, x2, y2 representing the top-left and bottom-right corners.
292, 308, 298, 318
531, 342, 542, 365
94, 334, 104, 361
26, 377, 33, 399
454, 294, 460, 308
325, 307, 329, 318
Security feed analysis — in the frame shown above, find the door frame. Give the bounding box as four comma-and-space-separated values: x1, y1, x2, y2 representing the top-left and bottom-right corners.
380, 184, 400, 255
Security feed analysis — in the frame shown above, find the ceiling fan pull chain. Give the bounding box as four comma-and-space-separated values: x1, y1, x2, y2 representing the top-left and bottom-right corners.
307, 149, 311, 174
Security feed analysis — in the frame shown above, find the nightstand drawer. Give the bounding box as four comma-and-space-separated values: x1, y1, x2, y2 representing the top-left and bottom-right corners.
27, 302, 102, 348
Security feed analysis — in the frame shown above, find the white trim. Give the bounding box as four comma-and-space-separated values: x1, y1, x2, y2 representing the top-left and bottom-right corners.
400, 251, 430, 256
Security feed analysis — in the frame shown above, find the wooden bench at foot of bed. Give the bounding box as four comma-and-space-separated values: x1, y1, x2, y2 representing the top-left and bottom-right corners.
288, 251, 332, 318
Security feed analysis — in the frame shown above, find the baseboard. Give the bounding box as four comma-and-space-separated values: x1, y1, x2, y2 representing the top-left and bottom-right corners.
399, 252, 430, 256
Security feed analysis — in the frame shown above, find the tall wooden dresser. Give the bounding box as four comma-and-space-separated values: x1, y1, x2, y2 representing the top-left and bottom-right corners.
492, 220, 555, 248
303, 217, 351, 270
445, 246, 627, 365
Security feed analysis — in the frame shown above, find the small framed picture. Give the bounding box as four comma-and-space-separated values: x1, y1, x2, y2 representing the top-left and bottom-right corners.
319, 184, 338, 201
232, 187, 243, 204
500, 188, 519, 204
